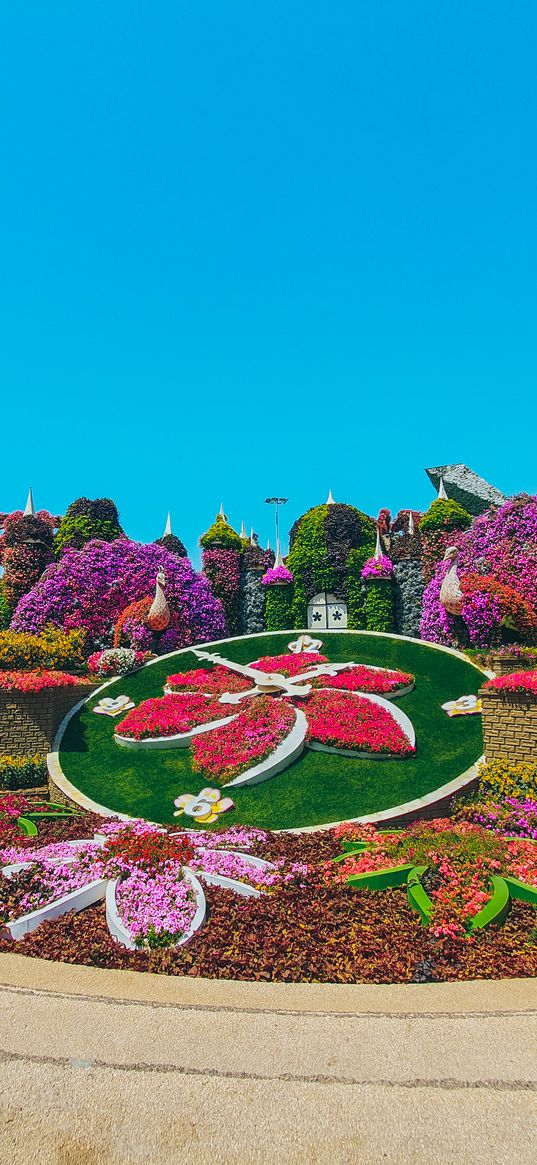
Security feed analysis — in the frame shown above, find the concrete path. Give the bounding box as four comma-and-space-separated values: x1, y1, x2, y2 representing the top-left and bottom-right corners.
0, 954, 535, 1164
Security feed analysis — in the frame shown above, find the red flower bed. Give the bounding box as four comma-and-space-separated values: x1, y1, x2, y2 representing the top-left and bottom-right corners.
116, 693, 227, 740
100, 828, 194, 872
251, 653, 328, 677
484, 670, 537, 695
0, 670, 82, 693
166, 666, 251, 696
302, 689, 414, 755
311, 665, 413, 695
192, 696, 296, 784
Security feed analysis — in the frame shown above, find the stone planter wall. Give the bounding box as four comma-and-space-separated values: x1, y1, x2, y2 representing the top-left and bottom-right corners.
480, 687, 537, 764
0, 683, 99, 757
490, 655, 537, 676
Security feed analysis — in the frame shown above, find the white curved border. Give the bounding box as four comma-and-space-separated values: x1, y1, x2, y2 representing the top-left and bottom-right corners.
308, 688, 415, 759
224, 707, 308, 787
5, 879, 108, 940
105, 868, 206, 951
49, 629, 489, 826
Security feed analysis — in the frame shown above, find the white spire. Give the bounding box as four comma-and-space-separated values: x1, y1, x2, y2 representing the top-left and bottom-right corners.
218, 502, 226, 519
408, 511, 415, 536
163, 511, 172, 537
266, 538, 271, 551
326, 489, 335, 505
23, 488, 36, 518
274, 539, 284, 568
437, 476, 448, 501
240, 520, 247, 539
374, 525, 382, 560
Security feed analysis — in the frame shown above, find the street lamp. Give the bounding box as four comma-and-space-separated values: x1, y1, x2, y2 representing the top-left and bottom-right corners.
264, 497, 288, 559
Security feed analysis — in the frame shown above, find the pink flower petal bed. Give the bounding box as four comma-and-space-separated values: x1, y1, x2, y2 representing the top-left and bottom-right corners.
309, 665, 414, 695
302, 689, 415, 756
250, 653, 328, 676
192, 696, 296, 784
0, 670, 83, 693
166, 666, 252, 696
116, 693, 227, 741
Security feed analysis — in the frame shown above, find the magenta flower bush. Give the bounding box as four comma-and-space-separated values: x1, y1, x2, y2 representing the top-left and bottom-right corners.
261, 565, 294, 586
11, 539, 226, 652
361, 555, 393, 580
420, 495, 537, 646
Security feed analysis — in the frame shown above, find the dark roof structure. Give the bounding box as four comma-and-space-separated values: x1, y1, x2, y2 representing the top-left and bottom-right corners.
425, 464, 507, 516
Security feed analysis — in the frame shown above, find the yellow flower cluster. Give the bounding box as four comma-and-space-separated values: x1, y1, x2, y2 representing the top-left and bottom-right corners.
478, 757, 537, 800
0, 626, 86, 672
0, 753, 47, 790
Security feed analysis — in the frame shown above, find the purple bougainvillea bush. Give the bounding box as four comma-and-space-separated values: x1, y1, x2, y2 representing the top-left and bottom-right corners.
420, 495, 537, 646
11, 539, 226, 652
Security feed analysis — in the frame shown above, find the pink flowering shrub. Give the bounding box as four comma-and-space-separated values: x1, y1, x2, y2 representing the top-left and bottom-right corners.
361, 555, 393, 579
420, 495, 537, 647
261, 565, 294, 586
11, 539, 226, 652
116, 693, 227, 740
302, 689, 415, 755
192, 696, 296, 784
484, 670, 537, 695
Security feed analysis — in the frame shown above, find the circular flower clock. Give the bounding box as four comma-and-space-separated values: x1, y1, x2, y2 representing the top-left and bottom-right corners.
112, 647, 417, 787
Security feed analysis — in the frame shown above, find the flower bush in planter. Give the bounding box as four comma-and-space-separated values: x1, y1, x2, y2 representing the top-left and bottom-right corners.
484, 670, 537, 695
88, 648, 150, 679
0, 670, 83, 693
261, 565, 294, 586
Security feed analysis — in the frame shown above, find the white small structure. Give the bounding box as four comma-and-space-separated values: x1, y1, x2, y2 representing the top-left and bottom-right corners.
437, 476, 448, 501
163, 512, 172, 537
218, 503, 227, 520
240, 520, 247, 539
326, 489, 335, 505
307, 591, 348, 630
374, 525, 383, 560
408, 511, 415, 536
23, 488, 36, 517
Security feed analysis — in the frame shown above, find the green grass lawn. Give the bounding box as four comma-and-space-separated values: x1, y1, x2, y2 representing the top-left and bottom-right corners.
59, 632, 485, 830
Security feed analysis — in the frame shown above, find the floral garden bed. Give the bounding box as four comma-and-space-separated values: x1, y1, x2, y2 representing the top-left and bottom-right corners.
1, 807, 536, 982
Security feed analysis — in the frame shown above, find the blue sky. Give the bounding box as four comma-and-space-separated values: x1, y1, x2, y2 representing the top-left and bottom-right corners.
0, 2, 535, 562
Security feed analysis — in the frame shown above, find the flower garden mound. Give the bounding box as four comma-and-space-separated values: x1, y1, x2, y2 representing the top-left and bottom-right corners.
54, 632, 486, 831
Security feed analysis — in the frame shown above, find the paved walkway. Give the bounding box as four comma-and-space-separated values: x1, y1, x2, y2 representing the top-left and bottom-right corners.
0, 954, 535, 1164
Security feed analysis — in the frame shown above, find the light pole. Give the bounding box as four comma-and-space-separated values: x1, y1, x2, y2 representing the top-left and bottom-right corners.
265, 497, 288, 560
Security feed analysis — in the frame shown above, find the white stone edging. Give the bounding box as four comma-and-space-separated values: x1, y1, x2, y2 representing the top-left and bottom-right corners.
5, 879, 108, 940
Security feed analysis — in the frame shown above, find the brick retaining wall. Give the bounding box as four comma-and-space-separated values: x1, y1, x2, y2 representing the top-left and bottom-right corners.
490, 656, 537, 676
0, 684, 99, 757
480, 687, 537, 764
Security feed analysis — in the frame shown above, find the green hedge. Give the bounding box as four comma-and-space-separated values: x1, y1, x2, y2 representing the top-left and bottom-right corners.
0, 754, 48, 790
364, 577, 396, 632
265, 585, 294, 631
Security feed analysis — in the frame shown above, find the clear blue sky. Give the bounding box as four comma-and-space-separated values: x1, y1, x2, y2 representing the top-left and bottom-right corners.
1, 2, 535, 562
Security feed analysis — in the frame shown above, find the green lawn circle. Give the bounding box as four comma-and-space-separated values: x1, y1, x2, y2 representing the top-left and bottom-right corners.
58, 631, 486, 831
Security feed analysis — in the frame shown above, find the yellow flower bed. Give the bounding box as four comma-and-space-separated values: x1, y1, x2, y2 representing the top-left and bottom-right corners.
478, 757, 537, 800
0, 626, 86, 672
0, 753, 47, 790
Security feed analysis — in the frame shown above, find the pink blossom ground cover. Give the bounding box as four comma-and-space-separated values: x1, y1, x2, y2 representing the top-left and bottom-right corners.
116, 693, 227, 740
310, 665, 414, 695
250, 653, 328, 676
166, 666, 252, 696
192, 696, 297, 784
484, 670, 537, 695
301, 689, 414, 755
